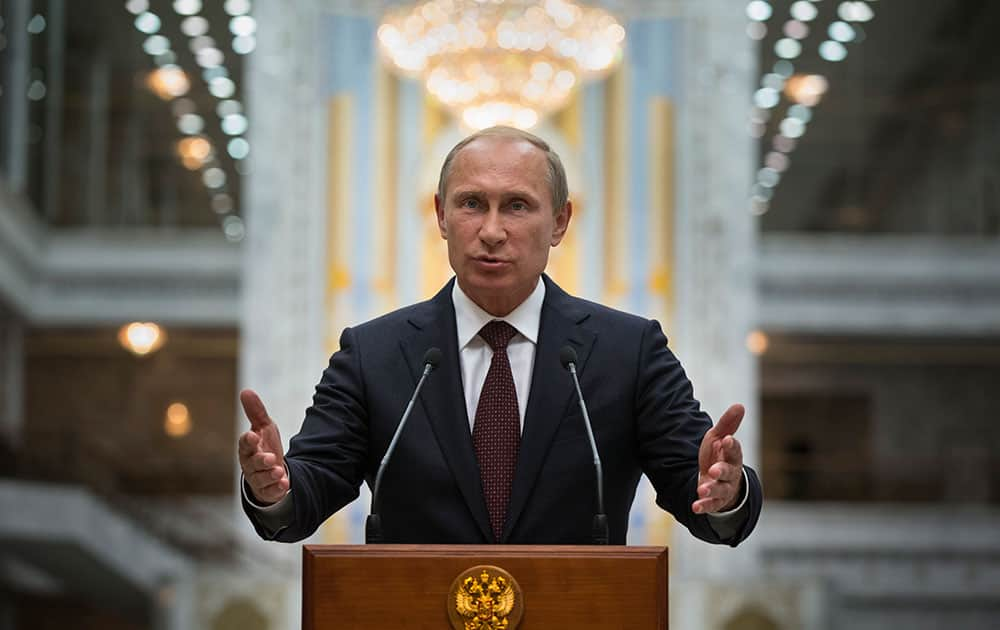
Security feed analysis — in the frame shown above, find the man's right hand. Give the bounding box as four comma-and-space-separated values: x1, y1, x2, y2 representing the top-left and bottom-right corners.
238, 389, 290, 505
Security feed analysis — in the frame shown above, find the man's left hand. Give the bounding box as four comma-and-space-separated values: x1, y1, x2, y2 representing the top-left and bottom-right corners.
692, 403, 745, 514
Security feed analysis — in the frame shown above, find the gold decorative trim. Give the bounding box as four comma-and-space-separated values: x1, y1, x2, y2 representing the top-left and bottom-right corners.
448, 565, 524, 630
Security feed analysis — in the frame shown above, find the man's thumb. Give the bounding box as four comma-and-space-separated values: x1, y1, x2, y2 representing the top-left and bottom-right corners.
240, 389, 273, 432
713, 403, 745, 437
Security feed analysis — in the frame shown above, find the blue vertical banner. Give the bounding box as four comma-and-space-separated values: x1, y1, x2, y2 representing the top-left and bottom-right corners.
325, 14, 377, 323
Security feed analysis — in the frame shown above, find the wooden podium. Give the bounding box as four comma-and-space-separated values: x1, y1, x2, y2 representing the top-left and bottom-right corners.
303, 545, 667, 629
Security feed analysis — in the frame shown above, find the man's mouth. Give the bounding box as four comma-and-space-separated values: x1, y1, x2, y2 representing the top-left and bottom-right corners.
473, 256, 511, 266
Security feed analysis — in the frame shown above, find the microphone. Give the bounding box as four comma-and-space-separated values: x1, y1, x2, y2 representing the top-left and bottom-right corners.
365, 347, 442, 543
559, 345, 609, 545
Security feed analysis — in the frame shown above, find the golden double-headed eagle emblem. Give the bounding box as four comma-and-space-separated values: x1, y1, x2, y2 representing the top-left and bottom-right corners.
448, 565, 523, 630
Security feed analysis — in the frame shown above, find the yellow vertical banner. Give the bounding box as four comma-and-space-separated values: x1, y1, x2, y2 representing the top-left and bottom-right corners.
421, 99, 453, 299
648, 97, 675, 328
322, 95, 354, 544
373, 62, 399, 314
646, 96, 676, 548
548, 92, 583, 295
603, 67, 629, 306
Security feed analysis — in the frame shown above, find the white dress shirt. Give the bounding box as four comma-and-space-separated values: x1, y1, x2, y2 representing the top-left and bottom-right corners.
452, 278, 545, 432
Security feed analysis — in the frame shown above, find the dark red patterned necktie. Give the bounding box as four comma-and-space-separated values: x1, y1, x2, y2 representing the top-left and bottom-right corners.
473, 320, 520, 542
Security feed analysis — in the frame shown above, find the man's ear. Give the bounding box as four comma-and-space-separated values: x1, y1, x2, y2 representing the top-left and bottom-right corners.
434, 194, 447, 239
550, 200, 573, 246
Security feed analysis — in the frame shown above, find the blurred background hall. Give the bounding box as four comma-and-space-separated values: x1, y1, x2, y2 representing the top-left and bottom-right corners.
0, 0, 998, 628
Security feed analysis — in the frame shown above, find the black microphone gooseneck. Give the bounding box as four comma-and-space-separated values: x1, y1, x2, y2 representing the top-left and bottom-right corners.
365, 347, 442, 544
559, 345, 609, 545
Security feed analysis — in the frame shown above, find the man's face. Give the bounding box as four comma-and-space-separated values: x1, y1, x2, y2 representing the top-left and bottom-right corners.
435, 137, 571, 316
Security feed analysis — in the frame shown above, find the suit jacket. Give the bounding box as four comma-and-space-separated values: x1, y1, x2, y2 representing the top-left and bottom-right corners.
244, 275, 762, 545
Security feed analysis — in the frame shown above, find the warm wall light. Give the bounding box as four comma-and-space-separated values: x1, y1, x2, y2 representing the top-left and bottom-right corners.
784, 73, 828, 106
146, 66, 190, 100
118, 322, 166, 356
164, 402, 192, 438
176, 136, 212, 169
746, 330, 769, 355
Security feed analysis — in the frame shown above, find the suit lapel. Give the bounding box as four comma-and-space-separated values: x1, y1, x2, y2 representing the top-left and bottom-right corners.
502, 275, 595, 541
399, 279, 493, 542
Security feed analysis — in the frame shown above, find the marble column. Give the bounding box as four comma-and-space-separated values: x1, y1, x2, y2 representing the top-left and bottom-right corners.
670, 0, 761, 628
238, 0, 331, 627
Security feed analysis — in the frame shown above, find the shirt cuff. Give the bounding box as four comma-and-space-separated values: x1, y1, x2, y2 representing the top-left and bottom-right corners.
241, 473, 292, 513
706, 468, 750, 519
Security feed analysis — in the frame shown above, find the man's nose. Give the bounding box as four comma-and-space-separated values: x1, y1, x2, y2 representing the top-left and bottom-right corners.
479, 208, 506, 245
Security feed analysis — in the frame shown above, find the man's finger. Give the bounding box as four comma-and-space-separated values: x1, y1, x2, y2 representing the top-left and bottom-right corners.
720, 435, 743, 466
240, 389, 274, 432
708, 461, 741, 483
238, 431, 260, 459
692, 496, 731, 514
247, 466, 287, 489
712, 403, 745, 438
246, 451, 280, 474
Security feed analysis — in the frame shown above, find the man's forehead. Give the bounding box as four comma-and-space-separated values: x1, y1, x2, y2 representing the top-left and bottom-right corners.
455, 135, 545, 163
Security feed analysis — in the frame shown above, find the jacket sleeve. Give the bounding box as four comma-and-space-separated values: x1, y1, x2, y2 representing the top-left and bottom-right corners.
634, 319, 762, 546
242, 326, 370, 542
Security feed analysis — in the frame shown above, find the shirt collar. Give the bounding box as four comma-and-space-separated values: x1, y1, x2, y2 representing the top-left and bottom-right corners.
452, 278, 546, 350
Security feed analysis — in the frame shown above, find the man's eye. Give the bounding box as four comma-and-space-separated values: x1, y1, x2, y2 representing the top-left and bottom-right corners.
510, 201, 528, 211
460, 198, 480, 209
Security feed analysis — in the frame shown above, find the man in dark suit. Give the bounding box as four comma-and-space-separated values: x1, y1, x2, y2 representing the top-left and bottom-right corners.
239, 126, 762, 545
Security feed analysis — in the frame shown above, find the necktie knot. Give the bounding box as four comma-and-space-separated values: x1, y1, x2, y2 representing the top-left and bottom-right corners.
478, 320, 518, 351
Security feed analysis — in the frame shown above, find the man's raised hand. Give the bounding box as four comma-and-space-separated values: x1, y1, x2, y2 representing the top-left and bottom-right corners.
238, 389, 290, 505
692, 403, 746, 515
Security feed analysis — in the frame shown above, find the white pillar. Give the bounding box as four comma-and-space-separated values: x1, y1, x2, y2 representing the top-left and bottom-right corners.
238, 1, 329, 626
671, 0, 760, 627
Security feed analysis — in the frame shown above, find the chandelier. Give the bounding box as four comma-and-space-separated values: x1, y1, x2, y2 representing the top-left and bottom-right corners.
377, 0, 626, 129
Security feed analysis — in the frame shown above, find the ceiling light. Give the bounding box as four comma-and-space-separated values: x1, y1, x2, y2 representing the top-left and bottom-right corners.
222, 215, 245, 242
173, 0, 202, 16
203, 167, 226, 189
789, 1, 818, 22
143, 34, 171, 56
221, 113, 248, 135
212, 193, 234, 213
134, 12, 161, 34
227, 137, 250, 159
232, 35, 256, 54
216, 99, 242, 117
177, 112, 204, 134
224, 0, 251, 16
828, 21, 856, 42
146, 66, 190, 99
746, 1, 772, 22
209, 76, 236, 98
229, 15, 257, 37
181, 16, 209, 37
125, 0, 149, 15
819, 40, 847, 61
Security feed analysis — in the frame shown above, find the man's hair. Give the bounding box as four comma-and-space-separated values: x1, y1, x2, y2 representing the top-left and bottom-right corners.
436, 126, 569, 212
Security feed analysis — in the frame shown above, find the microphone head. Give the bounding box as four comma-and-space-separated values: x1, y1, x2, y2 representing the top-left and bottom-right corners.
559, 345, 578, 370
423, 347, 443, 369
